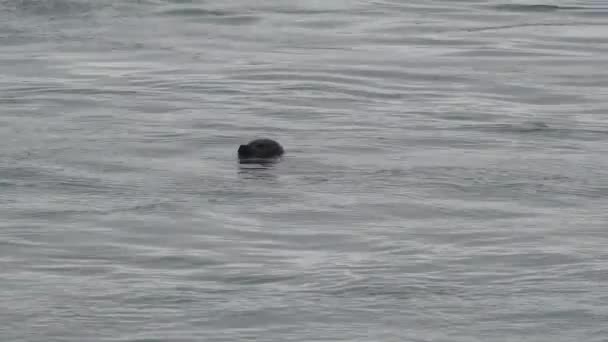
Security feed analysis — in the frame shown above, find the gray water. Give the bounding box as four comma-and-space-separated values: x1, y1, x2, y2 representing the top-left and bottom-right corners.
1, 0, 608, 341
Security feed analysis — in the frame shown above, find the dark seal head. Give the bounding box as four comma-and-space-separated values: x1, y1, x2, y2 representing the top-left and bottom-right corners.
238, 138, 284, 162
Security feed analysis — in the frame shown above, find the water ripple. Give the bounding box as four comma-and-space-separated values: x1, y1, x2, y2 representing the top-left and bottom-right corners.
2, 1, 608, 341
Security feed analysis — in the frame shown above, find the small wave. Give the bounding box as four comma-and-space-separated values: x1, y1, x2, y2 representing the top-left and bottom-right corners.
158, 7, 233, 17
1, 0, 97, 17
481, 121, 550, 133
156, 6, 260, 24
465, 22, 591, 32
456, 122, 608, 140
492, 4, 584, 12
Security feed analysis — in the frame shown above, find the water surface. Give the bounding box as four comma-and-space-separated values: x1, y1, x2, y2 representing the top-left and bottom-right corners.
1, 0, 607, 341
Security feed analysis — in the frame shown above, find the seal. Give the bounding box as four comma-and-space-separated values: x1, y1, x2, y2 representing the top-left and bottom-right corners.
237, 138, 284, 162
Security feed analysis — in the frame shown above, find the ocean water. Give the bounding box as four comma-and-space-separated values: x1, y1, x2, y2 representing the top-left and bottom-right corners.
1, 0, 608, 341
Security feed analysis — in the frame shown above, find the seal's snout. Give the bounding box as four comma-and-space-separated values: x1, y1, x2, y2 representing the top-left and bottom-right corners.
237, 145, 250, 157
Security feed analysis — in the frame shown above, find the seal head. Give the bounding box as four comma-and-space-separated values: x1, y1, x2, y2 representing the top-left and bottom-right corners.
238, 138, 284, 162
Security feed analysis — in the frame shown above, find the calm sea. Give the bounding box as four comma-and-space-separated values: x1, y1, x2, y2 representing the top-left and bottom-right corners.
1, 0, 607, 341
